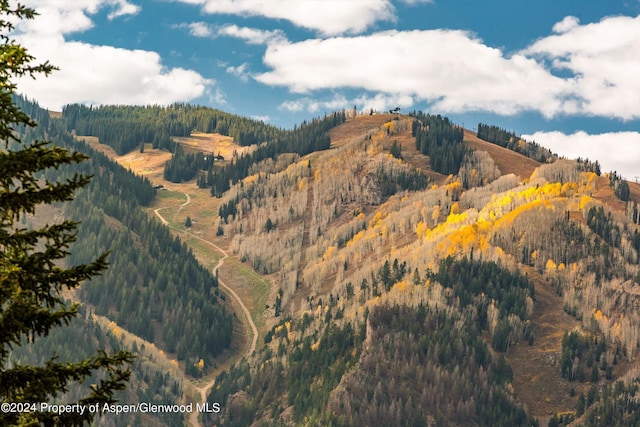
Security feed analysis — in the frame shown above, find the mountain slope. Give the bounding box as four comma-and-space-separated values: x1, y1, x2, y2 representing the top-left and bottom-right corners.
463, 129, 540, 180
25, 101, 640, 426
196, 112, 640, 426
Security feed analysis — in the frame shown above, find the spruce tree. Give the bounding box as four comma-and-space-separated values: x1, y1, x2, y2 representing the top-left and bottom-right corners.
1, 3, 132, 425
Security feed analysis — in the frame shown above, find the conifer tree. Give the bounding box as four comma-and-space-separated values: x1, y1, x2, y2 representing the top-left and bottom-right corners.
1, 3, 132, 425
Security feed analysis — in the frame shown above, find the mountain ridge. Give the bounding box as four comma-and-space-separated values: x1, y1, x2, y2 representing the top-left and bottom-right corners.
16, 99, 640, 426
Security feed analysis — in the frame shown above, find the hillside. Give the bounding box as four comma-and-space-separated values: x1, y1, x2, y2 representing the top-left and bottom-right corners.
199, 113, 640, 427
15, 101, 640, 427
463, 129, 540, 180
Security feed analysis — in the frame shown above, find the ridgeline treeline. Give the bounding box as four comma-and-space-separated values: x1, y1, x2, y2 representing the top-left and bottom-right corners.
209, 111, 346, 196
62, 103, 283, 154
411, 111, 466, 175
61, 103, 346, 190
477, 123, 556, 163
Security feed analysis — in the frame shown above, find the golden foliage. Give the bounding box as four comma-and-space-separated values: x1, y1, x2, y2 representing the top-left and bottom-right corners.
415, 221, 428, 238
323, 245, 338, 262
546, 259, 557, 271
579, 195, 593, 211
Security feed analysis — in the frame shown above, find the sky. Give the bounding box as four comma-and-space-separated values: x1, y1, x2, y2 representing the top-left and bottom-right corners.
8, 0, 640, 179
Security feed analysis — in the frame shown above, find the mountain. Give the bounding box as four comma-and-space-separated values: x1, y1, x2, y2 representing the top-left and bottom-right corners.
12, 98, 640, 427
197, 112, 640, 427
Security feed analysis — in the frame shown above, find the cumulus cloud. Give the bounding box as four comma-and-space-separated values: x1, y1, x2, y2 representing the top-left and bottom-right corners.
105, 0, 141, 19
258, 30, 571, 117
15, 35, 212, 109
552, 16, 580, 33
17, 0, 140, 34
523, 130, 640, 179
175, 0, 396, 35
12, 1, 213, 110
174, 22, 287, 45
524, 15, 640, 120
253, 14, 640, 121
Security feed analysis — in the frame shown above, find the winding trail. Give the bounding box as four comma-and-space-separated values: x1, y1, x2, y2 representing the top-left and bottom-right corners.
153, 191, 258, 427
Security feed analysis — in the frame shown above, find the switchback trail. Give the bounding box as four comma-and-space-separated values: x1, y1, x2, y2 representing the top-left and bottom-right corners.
153, 192, 258, 427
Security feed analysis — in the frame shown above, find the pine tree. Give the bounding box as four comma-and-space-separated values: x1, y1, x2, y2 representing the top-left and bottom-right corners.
1, 3, 132, 425
389, 140, 402, 159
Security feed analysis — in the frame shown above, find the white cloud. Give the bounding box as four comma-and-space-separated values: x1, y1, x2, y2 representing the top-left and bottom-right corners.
174, 22, 287, 45
16, 0, 140, 35
278, 94, 350, 114
12, 1, 213, 110
523, 130, 640, 179
226, 62, 251, 82
176, 0, 396, 35
352, 93, 415, 113
251, 115, 270, 123
258, 30, 571, 117
216, 24, 287, 45
552, 16, 580, 33
15, 35, 212, 109
106, 0, 141, 19
176, 21, 213, 37
209, 87, 227, 105
278, 92, 414, 115
279, 99, 306, 113
524, 15, 640, 120
254, 14, 640, 121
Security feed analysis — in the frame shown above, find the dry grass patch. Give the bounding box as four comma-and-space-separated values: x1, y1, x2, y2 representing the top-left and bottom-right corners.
463, 129, 540, 180
173, 131, 254, 158
593, 175, 627, 213
329, 114, 398, 148
79, 136, 172, 183
79, 132, 253, 188
629, 181, 640, 205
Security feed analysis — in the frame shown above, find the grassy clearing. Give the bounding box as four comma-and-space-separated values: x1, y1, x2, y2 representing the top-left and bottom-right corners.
181, 235, 223, 267
218, 256, 271, 342
173, 132, 254, 159
155, 189, 185, 202
198, 209, 216, 218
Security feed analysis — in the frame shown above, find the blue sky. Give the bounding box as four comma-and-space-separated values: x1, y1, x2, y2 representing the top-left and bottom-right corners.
10, 0, 640, 178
